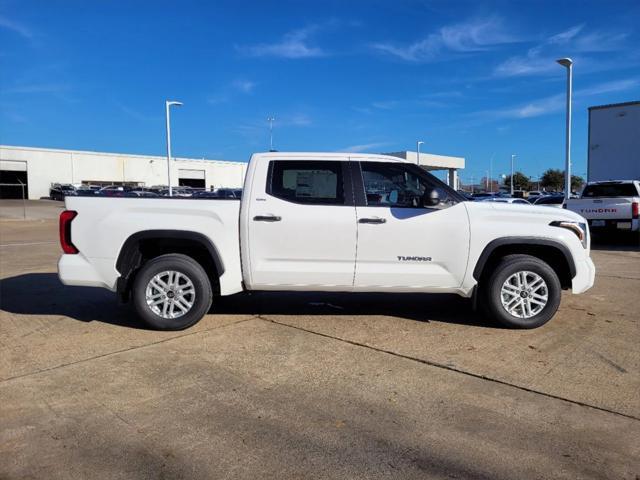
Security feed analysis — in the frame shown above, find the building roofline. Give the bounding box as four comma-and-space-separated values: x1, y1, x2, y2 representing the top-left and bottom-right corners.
588, 100, 640, 111
0, 144, 245, 165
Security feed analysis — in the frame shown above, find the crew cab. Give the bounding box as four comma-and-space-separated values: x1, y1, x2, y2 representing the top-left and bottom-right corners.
58, 152, 595, 330
566, 180, 640, 239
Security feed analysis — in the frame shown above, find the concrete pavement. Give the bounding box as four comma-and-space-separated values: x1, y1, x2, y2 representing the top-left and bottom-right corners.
1, 202, 638, 478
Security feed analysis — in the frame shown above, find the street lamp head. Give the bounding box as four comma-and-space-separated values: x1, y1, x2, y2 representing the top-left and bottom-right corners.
556, 58, 573, 68
417, 141, 425, 146
166, 101, 183, 107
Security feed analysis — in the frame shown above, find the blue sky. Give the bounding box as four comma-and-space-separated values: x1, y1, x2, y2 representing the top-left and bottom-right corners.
1, 0, 639, 183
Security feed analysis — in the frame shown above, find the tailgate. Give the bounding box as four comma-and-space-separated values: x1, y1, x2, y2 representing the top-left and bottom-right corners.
570, 198, 634, 220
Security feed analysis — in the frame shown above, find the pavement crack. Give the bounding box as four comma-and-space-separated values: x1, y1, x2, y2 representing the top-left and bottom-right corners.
0, 317, 255, 385
256, 315, 640, 423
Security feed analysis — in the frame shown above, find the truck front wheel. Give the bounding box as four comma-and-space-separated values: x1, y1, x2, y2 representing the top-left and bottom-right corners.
132, 253, 213, 330
481, 254, 561, 329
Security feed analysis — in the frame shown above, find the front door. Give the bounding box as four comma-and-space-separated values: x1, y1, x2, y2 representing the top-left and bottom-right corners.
246, 158, 357, 289
353, 161, 470, 290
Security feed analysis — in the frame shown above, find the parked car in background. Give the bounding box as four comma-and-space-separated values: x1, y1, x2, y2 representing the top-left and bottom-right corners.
471, 192, 494, 200
58, 151, 595, 331
566, 180, 640, 240
192, 190, 220, 198
49, 184, 76, 201
98, 185, 133, 197
75, 185, 101, 196
528, 191, 544, 200
533, 195, 565, 208
215, 188, 243, 199
126, 190, 159, 197
457, 190, 474, 201
480, 197, 531, 205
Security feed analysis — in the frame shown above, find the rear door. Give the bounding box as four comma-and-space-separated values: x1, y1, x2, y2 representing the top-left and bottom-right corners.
352, 161, 470, 290
246, 157, 357, 289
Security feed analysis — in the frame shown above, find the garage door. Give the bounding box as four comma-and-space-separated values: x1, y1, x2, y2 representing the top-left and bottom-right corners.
178, 169, 205, 188
0, 160, 28, 199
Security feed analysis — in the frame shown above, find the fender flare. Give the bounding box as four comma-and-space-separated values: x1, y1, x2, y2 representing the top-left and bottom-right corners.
472, 237, 576, 280
115, 230, 225, 300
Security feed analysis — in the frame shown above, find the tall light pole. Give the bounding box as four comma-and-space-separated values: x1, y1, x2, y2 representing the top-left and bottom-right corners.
557, 57, 573, 201
165, 100, 183, 196
267, 116, 275, 151
489, 153, 494, 193
416, 141, 424, 166
510, 154, 516, 196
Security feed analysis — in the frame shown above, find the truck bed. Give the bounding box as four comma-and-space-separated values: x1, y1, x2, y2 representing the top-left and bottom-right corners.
61, 196, 243, 294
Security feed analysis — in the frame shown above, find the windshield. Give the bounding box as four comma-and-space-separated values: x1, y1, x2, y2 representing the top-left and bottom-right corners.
582, 183, 638, 198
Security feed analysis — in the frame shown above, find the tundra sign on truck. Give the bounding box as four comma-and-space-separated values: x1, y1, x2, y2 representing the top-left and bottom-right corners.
58, 152, 595, 330
566, 180, 640, 240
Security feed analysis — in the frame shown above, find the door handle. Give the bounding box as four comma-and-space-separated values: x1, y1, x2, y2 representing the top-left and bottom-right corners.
253, 215, 282, 222
359, 217, 386, 224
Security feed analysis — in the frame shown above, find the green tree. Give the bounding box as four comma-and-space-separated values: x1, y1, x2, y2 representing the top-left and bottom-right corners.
541, 169, 564, 191
503, 171, 530, 191
541, 169, 585, 192
571, 175, 584, 192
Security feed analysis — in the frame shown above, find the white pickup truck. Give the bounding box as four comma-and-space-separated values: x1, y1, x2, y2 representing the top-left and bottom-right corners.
566, 180, 640, 240
58, 152, 595, 330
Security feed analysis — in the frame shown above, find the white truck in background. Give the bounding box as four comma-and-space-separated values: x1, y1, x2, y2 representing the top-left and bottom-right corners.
566, 180, 640, 240
58, 152, 595, 330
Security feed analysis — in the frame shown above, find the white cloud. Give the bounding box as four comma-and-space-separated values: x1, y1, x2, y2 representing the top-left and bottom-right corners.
576, 78, 640, 96
207, 94, 229, 105
207, 79, 257, 105
287, 114, 312, 126
237, 25, 325, 59
340, 142, 390, 153
372, 16, 518, 62
547, 25, 584, 45
494, 25, 630, 77
471, 78, 639, 120
0, 83, 69, 95
232, 79, 257, 93
371, 100, 399, 110
0, 15, 34, 40
117, 103, 161, 122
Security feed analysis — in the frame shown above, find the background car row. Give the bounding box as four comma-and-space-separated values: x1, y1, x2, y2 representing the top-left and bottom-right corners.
49, 184, 242, 200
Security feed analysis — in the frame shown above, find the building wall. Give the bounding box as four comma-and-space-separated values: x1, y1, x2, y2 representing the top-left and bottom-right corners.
0, 146, 248, 199
588, 101, 640, 181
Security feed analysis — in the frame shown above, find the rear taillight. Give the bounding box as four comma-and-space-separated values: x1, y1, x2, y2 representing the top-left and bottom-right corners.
633, 202, 639, 220
59, 210, 78, 254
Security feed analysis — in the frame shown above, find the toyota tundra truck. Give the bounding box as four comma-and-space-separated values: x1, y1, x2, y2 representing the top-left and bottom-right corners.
566, 180, 640, 241
58, 152, 595, 330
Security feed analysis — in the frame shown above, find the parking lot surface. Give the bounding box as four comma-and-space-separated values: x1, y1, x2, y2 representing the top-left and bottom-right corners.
1, 201, 639, 479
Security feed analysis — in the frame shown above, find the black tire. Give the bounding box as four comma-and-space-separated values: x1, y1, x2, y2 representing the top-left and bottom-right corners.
481, 254, 561, 329
132, 253, 213, 330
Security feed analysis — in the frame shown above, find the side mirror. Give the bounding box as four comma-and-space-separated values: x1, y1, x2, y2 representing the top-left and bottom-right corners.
423, 188, 440, 207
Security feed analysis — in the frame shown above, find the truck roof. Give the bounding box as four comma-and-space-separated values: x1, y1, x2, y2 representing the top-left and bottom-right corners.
587, 180, 639, 184
250, 152, 412, 163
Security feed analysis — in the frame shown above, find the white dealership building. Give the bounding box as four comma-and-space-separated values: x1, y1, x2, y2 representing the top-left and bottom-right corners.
0, 145, 465, 200
0, 145, 248, 199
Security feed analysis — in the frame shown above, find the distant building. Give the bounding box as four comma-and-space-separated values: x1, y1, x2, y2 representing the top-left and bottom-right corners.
588, 100, 640, 182
0, 145, 247, 199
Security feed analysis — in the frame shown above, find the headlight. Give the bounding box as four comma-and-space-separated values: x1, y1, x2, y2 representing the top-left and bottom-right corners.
550, 220, 588, 248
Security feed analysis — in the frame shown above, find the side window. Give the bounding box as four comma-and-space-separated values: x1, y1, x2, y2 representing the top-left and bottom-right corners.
267, 160, 345, 205
360, 162, 457, 209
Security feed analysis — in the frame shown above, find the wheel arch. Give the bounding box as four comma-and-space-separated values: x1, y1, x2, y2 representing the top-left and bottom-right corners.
115, 230, 224, 301
473, 237, 576, 289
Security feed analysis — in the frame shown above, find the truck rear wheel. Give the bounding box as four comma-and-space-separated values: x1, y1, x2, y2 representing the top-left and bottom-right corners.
132, 254, 212, 330
481, 254, 561, 329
